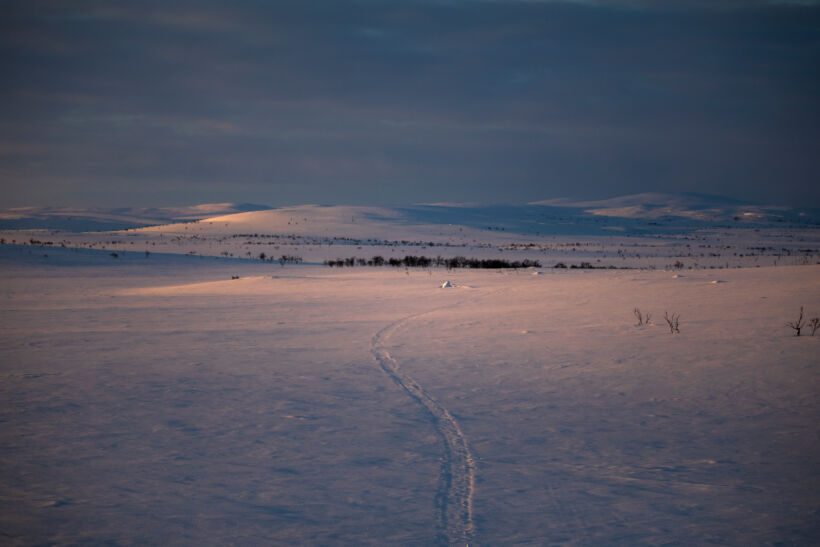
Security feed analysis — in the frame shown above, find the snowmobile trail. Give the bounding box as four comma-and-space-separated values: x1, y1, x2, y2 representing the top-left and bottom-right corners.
372, 312, 477, 546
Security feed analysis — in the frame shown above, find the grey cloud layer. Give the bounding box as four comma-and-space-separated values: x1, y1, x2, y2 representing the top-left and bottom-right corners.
1, 0, 818, 206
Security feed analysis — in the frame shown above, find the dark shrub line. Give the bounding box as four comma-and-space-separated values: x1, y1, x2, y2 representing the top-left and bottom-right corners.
257, 253, 303, 264
324, 255, 541, 269
554, 262, 628, 269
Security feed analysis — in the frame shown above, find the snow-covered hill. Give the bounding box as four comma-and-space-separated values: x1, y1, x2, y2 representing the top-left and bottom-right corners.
2, 193, 818, 270
532, 192, 817, 223
2, 194, 817, 235
0, 203, 271, 231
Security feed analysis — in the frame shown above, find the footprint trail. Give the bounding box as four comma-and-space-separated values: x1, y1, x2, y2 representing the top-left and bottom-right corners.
372, 314, 476, 546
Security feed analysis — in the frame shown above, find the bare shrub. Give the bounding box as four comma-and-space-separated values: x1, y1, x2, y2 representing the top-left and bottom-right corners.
664, 311, 680, 334
809, 317, 820, 336
633, 308, 652, 326
786, 306, 805, 336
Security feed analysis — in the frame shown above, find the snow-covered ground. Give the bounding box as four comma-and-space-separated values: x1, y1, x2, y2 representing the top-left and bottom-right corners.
2, 198, 819, 271
1, 197, 819, 544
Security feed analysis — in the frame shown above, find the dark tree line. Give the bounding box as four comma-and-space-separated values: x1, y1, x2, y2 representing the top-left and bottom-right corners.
324, 255, 541, 269
554, 262, 626, 269
258, 253, 303, 264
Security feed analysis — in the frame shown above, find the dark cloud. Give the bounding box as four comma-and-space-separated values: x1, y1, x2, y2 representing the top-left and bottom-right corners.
1, 0, 818, 207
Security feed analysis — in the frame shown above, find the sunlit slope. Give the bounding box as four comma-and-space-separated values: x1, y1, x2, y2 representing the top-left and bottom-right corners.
132, 195, 820, 243
0, 203, 271, 231
136, 205, 497, 243
4, 194, 817, 236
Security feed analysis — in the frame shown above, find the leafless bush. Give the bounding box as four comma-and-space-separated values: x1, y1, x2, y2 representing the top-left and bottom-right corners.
810, 317, 820, 336
664, 311, 680, 334
633, 308, 652, 326
786, 306, 805, 336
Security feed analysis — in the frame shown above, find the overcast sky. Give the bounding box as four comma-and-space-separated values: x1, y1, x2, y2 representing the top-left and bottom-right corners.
1, 0, 819, 208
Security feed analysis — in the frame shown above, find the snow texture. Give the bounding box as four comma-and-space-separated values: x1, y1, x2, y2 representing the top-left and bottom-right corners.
0, 197, 819, 544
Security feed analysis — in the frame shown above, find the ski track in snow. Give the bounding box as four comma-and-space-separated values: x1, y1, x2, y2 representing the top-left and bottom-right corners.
371, 309, 478, 546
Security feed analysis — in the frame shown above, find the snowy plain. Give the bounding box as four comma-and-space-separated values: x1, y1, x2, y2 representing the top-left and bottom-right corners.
1, 196, 819, 545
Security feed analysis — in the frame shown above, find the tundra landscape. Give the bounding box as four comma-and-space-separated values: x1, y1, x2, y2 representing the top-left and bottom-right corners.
1, 195, 818, 545
2, 1, 820, 543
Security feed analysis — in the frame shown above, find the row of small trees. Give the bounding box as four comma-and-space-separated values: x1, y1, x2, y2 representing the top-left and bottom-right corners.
324, 255, 541, 269
555, 262, 625, 270
634, 306, 819, 336
258, 253, 303, 265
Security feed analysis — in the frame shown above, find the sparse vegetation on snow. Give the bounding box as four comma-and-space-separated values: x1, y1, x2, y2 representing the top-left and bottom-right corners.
0, 198, 818, 545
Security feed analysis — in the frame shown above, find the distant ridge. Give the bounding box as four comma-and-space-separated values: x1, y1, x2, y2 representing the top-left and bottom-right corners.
0, 203, 272, 231
531, 192, 745, 209
530, 192, 813, 222
1, 194, 817, 235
